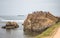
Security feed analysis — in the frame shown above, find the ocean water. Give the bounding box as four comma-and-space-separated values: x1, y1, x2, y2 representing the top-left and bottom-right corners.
0, 15, 36, 38
0, 15, 27, 23
0, 15, 25, 20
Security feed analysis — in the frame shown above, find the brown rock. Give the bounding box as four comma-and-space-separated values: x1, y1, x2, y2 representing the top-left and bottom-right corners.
23, 11, 58, 32
2, 22, 19, 29
55, 17, 60, 22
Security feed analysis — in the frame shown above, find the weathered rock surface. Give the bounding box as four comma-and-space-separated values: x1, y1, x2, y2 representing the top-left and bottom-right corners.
23, 11, 58, 32
56, 17, 60, 22
2, 22, 19, 29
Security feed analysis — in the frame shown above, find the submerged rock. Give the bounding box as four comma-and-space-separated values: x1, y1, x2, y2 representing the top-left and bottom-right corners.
2, 22, 19, 29
23, 11, 58, 32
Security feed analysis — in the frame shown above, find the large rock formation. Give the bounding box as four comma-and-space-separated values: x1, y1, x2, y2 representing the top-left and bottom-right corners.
2, 22, 19, 29
23, 11, 58, 32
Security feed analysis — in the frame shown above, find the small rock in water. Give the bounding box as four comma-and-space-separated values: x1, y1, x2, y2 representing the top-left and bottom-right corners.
2, 21, 19, 29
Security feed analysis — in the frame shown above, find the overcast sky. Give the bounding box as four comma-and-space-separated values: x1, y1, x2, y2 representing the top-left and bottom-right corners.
0, 0, 60, 16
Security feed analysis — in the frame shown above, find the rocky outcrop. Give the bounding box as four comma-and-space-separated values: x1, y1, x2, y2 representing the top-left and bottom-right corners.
56, 17, 60, 22
2, 22, 19, 29
23, 11, 58, 32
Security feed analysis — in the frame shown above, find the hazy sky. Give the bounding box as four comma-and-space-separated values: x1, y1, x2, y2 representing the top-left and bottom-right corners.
0, 0, 60, 16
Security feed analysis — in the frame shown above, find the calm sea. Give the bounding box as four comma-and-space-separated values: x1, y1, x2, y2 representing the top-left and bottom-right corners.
0, 15, 36, 38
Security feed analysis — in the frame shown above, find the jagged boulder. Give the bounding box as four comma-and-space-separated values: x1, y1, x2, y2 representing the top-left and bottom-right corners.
23, 11, 58, 32
2, 22, 19, 29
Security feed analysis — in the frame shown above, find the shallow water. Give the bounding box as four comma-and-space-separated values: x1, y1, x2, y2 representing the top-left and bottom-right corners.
0, 22, 39, 38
